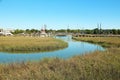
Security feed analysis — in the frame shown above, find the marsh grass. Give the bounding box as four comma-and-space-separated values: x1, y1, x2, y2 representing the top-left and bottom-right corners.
0, 37, 120, 80
0, 36, 68, 53
0, 48, 119, 80
72, 37, 120, 47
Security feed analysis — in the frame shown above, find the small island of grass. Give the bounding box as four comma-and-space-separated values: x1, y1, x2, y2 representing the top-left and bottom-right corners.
0, 36, 68, 53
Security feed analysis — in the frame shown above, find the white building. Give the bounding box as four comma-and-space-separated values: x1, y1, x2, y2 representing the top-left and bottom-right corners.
0, 29, 13, 36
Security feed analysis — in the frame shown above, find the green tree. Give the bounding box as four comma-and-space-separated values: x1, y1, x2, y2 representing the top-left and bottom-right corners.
117, 29, 120, 34
85, 29, 92, 34
112, 29, 117, 34
12, 29, 24, 34
93, 28, 99, 34
30, 29, 39, 33
25, 29, 31, 34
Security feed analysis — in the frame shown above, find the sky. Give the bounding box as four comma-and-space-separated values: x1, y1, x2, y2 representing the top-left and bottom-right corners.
0, 0, 120, 30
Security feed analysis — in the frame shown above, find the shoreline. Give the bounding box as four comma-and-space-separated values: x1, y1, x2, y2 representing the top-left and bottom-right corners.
72, 37, 120, 48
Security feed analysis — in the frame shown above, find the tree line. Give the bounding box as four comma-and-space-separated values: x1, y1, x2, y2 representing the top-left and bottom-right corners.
12, 28, 120, 35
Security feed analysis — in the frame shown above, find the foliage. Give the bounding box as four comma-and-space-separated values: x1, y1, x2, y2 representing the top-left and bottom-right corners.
12, 29, 24, 34
12, 28, 120, 35
25, 29, 39, 34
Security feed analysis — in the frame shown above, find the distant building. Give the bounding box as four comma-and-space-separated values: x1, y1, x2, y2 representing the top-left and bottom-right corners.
40, 25, 48, 37
40, 28, 48, 37
0, 29, 13, 36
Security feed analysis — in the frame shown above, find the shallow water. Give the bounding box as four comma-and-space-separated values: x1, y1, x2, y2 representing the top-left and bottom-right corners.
0, 36, 104, 63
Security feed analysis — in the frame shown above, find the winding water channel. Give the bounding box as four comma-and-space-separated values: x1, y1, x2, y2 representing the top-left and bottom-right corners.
0, 36, 105, 63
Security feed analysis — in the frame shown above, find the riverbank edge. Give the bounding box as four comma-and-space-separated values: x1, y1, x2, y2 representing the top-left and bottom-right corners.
72, 37, 119, 48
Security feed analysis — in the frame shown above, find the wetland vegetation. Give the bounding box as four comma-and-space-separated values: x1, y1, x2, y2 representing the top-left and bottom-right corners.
0, 37, 119, 80
72, 37, 120, 48
0, 0, 120, 79
0, 36, 68, 53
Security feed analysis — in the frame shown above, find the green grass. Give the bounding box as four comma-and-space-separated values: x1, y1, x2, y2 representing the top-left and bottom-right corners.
0, 37, 120, 80
0, 36, 68, 53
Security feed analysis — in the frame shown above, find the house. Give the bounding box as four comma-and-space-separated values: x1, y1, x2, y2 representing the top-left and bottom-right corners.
0, 29, 13, 36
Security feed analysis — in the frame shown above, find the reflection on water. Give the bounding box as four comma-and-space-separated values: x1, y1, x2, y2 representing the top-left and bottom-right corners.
0, 36, 105, 63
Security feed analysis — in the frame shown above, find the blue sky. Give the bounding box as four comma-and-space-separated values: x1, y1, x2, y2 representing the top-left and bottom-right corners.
0, 0, 120, 29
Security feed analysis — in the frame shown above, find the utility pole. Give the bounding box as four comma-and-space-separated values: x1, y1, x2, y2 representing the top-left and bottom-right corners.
82, 27, 84, 34
100, 23, 102, 34
97, 23, 100, 34
67, 25, 69, 33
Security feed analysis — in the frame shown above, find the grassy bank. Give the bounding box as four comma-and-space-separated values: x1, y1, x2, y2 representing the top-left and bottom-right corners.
0, 36, 68, 53
0, 37, 119, 80
72, 37, 120, 48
